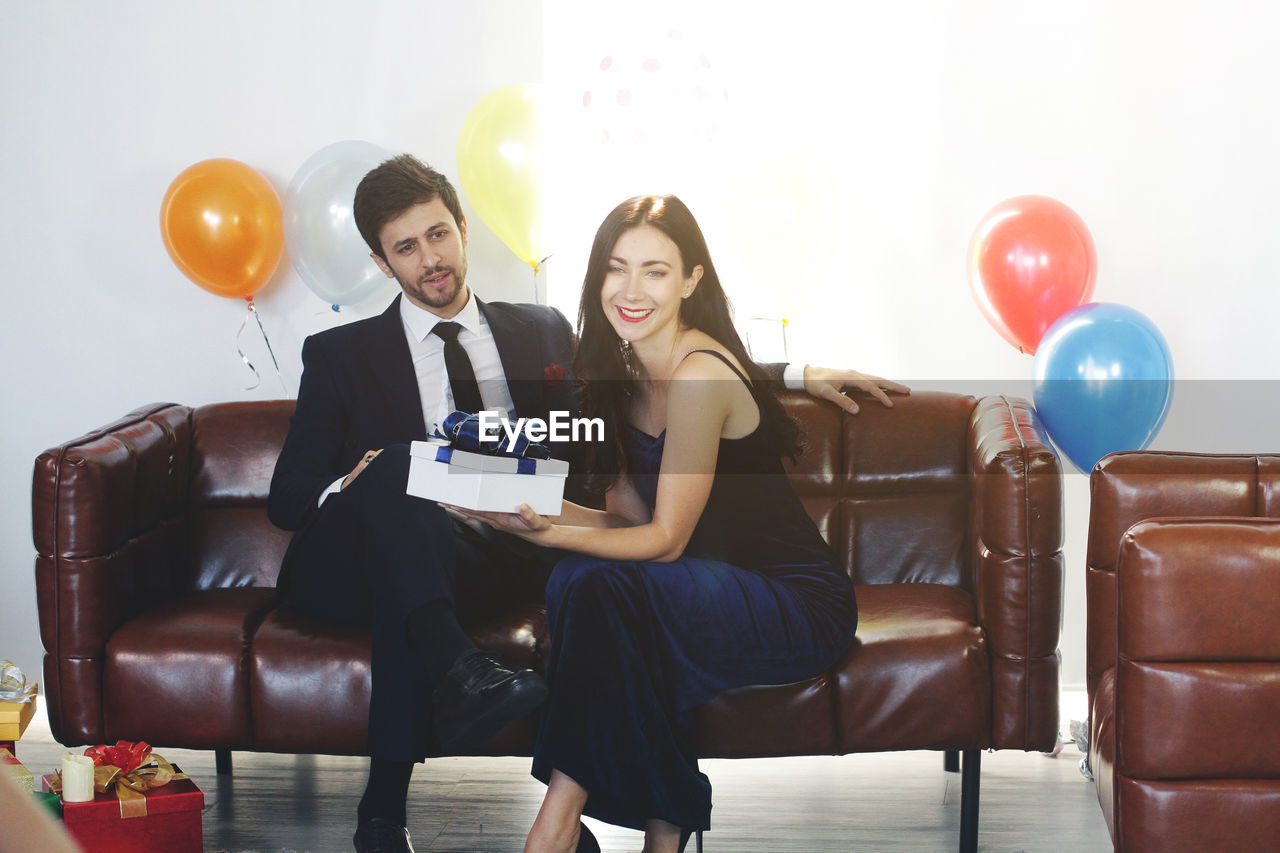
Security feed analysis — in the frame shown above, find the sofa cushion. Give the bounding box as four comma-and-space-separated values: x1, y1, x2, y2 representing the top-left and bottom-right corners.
696, 584, 989, 758
841, 493, 969, 586
189, 507, 293, 590
695, 674, 836, 758
190, 402, 293, 507
103, 587, 277, 749
832, 583, 989, 752
249, 604, 546, 756
249, 605, 373, 755
1115, 779, 1280, 853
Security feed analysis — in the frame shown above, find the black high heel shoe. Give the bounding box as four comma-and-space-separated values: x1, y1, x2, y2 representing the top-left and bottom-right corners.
575, 821, 600, 853
678, 828, 703, 853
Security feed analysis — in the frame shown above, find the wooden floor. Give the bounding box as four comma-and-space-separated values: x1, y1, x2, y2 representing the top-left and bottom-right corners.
14, 711, 1112, 852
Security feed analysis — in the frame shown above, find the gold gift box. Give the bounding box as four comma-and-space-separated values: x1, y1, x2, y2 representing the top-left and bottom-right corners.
0, 691, 37, 741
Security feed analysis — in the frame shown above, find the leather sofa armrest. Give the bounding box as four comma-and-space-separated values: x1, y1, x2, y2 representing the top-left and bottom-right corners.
968, 395, 1064, 750
1118, 518, 1280, 664
1085, 452, 1277, 727
32, 403, 194, 744
1112, 518, 1280, 849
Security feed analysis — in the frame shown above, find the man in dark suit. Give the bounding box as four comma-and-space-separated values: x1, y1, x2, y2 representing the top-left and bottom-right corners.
269, 155, 585, 853
269, 154, 907, 853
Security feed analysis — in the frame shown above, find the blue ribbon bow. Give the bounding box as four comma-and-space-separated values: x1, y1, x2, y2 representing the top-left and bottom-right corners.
432, 411, 552, 474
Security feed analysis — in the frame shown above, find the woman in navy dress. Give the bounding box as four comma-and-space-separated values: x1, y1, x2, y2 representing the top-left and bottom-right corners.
463, 195, 861, 853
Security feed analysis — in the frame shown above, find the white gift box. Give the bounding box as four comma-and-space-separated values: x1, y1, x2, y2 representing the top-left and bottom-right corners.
406, 439, 569, 515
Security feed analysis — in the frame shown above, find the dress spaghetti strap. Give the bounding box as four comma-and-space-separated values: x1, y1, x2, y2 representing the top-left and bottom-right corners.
679, 348, 754, 391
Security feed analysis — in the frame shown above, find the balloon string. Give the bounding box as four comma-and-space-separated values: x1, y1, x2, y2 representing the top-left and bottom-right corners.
532, 254, 553, 305
236, 309, 262, 392
249, 300, 288, 394
236, 300, 288, 394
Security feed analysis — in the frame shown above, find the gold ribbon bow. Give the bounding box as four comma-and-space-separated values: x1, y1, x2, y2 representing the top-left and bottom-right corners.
93, 752, 187, 819
51, 744, 188, 819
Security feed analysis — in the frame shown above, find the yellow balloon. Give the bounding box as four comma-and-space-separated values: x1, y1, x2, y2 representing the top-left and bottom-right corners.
457, 84, 546, 269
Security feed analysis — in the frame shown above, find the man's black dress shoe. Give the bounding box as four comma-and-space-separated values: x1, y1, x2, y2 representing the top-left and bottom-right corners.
434, 650, 549, 752
353, 817, 414, 853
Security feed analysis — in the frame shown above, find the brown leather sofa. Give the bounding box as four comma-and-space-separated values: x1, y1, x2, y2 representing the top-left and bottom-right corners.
34, 391, 1063, 852
1086, 451, 1280, 851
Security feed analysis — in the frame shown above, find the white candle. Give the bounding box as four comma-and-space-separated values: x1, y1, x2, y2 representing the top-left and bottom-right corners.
60, 753, 94, 803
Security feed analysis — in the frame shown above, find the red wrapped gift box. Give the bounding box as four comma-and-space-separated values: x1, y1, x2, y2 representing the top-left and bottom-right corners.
42, 770, 204, 853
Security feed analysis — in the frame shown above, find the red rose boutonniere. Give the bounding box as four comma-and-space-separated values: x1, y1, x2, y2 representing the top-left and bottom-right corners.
544, 363, 565, 386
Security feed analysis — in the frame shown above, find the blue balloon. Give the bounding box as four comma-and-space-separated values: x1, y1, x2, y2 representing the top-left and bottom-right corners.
1032, 303, 1174, 473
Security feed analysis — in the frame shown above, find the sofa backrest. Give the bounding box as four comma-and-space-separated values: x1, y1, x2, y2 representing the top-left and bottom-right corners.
188, 401, 295, 590
181, 392, 983, 593
781, 390, 978, 587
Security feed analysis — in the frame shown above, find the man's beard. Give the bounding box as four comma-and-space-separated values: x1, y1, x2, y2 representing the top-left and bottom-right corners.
401, 265, 464, 309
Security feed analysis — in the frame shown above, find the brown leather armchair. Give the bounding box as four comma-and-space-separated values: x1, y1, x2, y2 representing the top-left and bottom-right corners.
33, 391, 1063, 852
1086, 451, 1280, 851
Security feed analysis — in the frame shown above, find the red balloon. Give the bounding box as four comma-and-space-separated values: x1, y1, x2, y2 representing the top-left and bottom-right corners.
966, 195, 1097, 354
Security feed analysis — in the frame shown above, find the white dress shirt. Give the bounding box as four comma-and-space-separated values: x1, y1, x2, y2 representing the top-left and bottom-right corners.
399, 291, 516, 433
318, 291, 517, 506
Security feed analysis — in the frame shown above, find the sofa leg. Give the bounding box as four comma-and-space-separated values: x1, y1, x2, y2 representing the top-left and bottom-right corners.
959, 749, 980, 853
215, 749, 232, 776
944, 749, 960, 773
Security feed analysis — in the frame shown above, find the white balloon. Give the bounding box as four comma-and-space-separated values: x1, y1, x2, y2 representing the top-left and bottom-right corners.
284, 140, 396, 307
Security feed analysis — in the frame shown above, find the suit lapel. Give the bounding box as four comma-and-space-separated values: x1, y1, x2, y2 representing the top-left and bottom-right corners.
365, 295, 428, 438
359, 296, 549, 436
480, 299, 546, 420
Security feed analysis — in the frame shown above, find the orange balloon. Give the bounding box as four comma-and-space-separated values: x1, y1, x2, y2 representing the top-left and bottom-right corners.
160, 158, 284, 299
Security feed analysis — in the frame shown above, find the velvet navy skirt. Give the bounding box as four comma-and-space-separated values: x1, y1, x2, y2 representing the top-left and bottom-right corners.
531, 551, 857, 831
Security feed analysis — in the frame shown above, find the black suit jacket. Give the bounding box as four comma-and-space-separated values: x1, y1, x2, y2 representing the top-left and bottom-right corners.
268, 294, 579, 536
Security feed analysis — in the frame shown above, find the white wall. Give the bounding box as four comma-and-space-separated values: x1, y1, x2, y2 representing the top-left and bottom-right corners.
3, 1, 1277, 710
541, 0, 1280, 695
1, 0, 543, 688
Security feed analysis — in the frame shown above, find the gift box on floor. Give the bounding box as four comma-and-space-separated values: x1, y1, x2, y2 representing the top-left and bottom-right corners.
407, 415, 569, 514
1, 747, 33, 793
1, 661, 38, 742
42, 760, 203, 853
0, 694, 36, 742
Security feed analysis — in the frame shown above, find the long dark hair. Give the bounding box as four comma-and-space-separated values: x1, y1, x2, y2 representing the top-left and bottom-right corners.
574, 195, 801, 495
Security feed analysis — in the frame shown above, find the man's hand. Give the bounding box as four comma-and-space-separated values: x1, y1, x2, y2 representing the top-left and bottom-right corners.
342, 449, 383, 490
803, 366, 911, 415
447, 503, 552, 543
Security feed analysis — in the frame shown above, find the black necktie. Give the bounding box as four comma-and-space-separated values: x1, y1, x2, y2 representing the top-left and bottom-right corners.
432, 321, 484, 414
